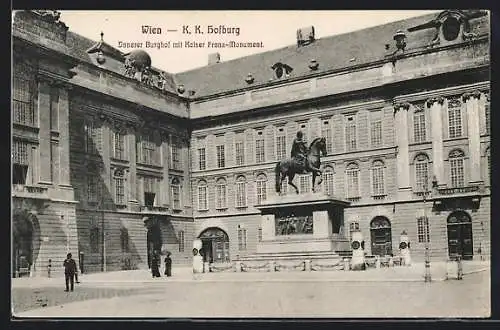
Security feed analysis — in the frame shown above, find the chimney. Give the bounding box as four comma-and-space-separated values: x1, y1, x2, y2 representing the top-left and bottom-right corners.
208, 52, 221, 65
297, 26, 315, 47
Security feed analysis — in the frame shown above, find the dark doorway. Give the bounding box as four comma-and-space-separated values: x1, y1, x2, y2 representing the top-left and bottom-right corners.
144, 217, 162, 268
13, 210, 34, 277
447, 211, 473, 260
199, 227, 230, 263
370, 216, 393, 256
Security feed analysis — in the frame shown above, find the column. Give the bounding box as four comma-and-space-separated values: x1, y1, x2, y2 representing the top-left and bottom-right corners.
393, 102, 411, 198
100, 115, 111, 196
58, 86, 71, 186
463, 91, 482, 184
427, 96, 445, 186
127, 123, 138, 204
161, 131, 170, 207
37, 78, 52, 184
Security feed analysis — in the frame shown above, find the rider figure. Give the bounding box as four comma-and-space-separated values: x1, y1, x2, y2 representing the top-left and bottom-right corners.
291, 130, 308, 174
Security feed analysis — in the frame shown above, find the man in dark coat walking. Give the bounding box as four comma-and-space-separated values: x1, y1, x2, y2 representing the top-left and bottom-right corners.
63, 253, 77, 292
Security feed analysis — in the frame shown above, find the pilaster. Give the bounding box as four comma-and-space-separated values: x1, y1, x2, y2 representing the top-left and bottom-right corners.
161, 131, 170, 207
57, 86, 71, 186
127, 123, 138, 205
427, 96, 445, 187
37, 77, 52, 184
393, 102, 411, 199
463, 91, 482, 184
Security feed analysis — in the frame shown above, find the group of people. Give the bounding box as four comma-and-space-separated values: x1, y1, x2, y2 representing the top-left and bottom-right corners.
151, 250, 172, 278
63, 253, 80, 292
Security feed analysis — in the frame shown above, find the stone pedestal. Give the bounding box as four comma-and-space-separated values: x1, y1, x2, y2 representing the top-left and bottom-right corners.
255, 193, 350, 255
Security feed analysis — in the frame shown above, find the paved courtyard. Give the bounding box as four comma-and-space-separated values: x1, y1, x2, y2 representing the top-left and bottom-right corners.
12, 261, 490, 318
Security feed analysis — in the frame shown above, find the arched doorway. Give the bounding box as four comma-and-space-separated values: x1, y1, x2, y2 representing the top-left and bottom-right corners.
144, 217, 162, 269
13, 209, 39, 277
199, 227, 230, 263
447, 211, 473, 260
370, 216, 393, 256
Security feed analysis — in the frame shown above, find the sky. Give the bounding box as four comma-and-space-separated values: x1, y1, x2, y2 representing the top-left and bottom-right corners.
58, 10, 440, 74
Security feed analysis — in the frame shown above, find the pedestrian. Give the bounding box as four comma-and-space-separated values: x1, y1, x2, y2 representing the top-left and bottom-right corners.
63, 253, 77, 292
151, 250, 161, 278
164, 252, 172, 277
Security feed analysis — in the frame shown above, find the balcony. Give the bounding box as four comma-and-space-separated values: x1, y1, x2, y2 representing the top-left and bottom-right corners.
432, 185, 483, 211
139, 205, 169, 215
12, 184, 49, 200
437, 186, 480, 195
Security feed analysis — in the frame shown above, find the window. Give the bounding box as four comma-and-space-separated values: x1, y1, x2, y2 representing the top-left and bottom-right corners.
417, 216, 430, 243
322, 121, 333, 154
276, 130, 287, 160
449, 149, 465, 188
12, 140, 30, 185
87, 175, 99, 203
448, 99, 463, 138
345, 115, 357, 151
238, 226, 247, 251
197, 181, 207, 210
198, 148, 206, 170
346, 163, 360, 199
413, 108, 426, 143
90, 226, 100, 253
415, 154, 430, 191
255, 134, 265, 163
370, 112, 383, 148
171, 138, 181, 170
216, 178, 227, 209
171, 178, 181, 210
139, 133, 159, 166
112, 130, 126, 160
113, 169, 126, 205
12, 62, 35, 126
120, 227, 129, 253
371, 160, 385, 196
299, 174, 311, 194
349, 222, 360, 241
323, 167, 334, 196
486, 148, 490, 183
236, 176, 247, 208
141, 176, 160, 207
281, 177, 288, 196
258, 227, 262, 242
235, 140, 245, 166
256, 174, 267, 205
178, 230, 185, 252
84, 120, 101, 155
216, 145, 225, 168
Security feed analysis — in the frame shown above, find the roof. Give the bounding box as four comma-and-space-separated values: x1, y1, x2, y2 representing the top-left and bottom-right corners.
65, 30, 178, 93
174, 11, 488, 98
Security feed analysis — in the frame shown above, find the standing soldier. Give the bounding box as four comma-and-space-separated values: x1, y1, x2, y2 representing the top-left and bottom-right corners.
290, 130, 308, 174
63, 253, 77, 292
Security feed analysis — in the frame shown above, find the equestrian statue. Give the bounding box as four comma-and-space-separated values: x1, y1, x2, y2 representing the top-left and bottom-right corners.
275, 130, 327, 194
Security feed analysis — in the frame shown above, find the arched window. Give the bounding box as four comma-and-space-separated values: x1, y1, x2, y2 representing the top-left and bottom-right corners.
323, 166, 335, 196
197, 180, 208, 211
235, 176, 247, 208
113, 169, 126, 205
346, 163, 360, 199
256, 174, 267, 205
449, 149, 465, 188
414, 153, 430, 191
171, 177, 182, 210
448, 98, 463, 138
216, 178, 227, 209
371, 160, 385, 197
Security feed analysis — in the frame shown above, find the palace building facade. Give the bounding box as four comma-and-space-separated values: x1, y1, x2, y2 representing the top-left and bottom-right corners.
11, 10, 490, 277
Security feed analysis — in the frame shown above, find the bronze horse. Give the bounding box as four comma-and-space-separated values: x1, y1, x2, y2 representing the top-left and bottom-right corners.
275, 137, 327, 194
